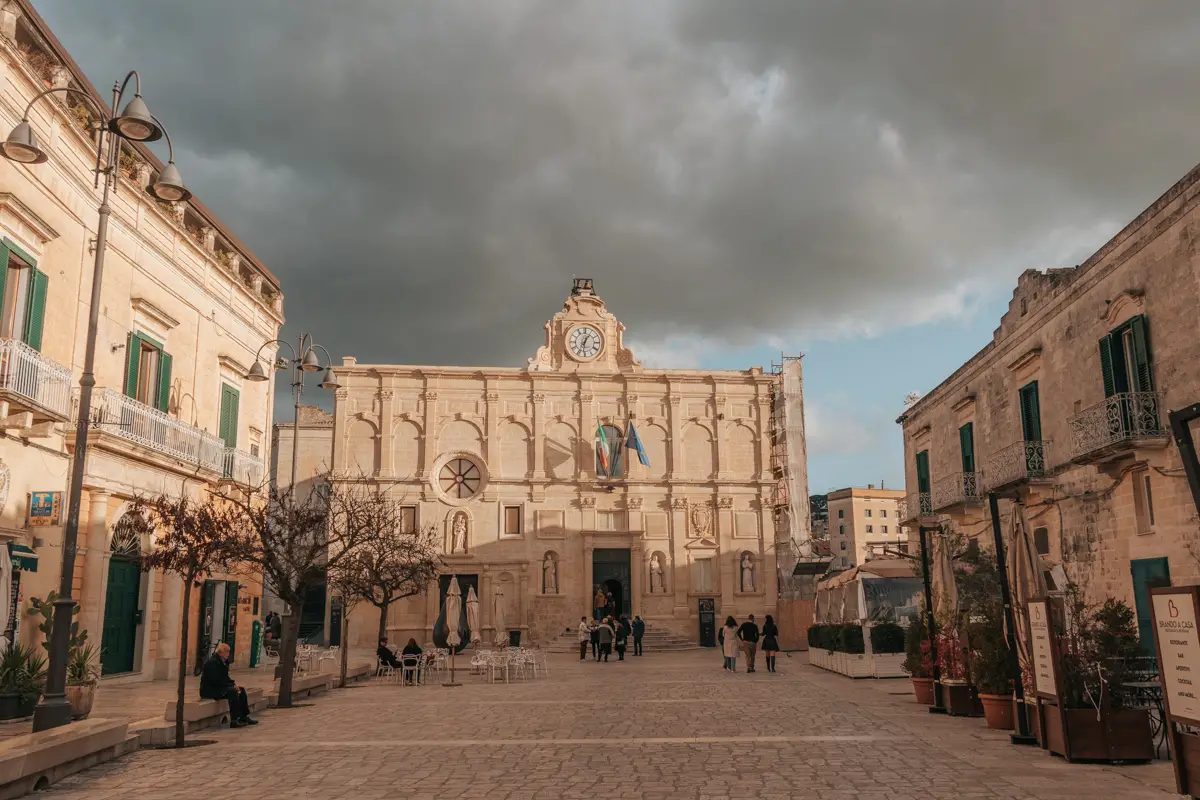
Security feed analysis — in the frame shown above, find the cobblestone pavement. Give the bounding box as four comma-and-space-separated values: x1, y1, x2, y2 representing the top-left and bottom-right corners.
44, 650, 1181, 800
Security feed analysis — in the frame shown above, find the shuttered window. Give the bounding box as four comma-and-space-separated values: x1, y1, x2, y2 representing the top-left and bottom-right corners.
0, 240, 48, 351
1019, 381, 1042, 442
218, 384, 240, 448
915, 450, 930, 493
959, 422, 975, 473
124, 332, 172, 412
1099, 315, 1153, 397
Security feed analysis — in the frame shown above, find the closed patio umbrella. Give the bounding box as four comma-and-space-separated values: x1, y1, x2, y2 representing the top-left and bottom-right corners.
932, 530, 959, 628
466, 586, 481, 645
0, 553, 10, 652
443, 576, 463, 686
1007, 503, 1047, 672
493, 586, 508, 646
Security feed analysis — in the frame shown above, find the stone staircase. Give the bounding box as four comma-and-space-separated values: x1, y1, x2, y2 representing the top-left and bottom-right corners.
540, 624, 700, 653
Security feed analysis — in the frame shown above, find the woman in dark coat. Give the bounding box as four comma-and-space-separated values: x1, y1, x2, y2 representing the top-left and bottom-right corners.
761, 614, 780, 673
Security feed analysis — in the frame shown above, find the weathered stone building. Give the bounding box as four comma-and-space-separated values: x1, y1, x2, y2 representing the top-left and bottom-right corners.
0, 1, 281, 675
898, 162, 1200, 648
301, 280, 791, 646
827, 486, 908, 569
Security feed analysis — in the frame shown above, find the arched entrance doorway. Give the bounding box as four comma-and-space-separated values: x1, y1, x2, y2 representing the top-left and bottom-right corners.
101, 515, 143, 675
592, 548, 630, 620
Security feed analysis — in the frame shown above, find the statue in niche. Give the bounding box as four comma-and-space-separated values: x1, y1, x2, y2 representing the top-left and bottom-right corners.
543, 554, 558, 594
741, 553, 755, 592
649, 554, 665, 593
451, 512, 468, 554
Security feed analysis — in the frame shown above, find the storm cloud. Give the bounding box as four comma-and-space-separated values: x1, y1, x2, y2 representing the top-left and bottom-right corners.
33, 0, 1200, 367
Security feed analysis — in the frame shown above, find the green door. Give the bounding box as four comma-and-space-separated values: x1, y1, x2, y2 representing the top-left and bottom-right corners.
195, 580, 217, 674
223, 581, 239, 660
1130, 557, 1171, 655
218, 385, 239, 448
100, 559, 141, 675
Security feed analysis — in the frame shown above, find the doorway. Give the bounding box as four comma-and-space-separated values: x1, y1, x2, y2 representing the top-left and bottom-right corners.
195, 580, 239, 672
1131, 557, 1171, 655
592, 548, 631, 619
100, 557, 141, 675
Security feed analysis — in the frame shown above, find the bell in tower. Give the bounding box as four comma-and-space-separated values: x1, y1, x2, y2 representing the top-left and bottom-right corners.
571, 277, 594, 297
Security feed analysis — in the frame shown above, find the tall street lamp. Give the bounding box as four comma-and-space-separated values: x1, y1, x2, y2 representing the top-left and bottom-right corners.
245, 334, 339, 491
1, 72, 192, 732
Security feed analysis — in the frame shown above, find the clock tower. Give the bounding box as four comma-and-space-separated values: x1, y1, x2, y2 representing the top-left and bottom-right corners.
526, 278, 643, 374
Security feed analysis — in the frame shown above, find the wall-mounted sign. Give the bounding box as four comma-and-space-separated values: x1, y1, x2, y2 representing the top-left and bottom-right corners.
28, 492, 62, 527
1027, 599, 1058, 699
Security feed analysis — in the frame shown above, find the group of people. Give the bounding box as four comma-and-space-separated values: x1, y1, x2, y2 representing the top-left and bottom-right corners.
719, 614, 780, 673
376, 637, 426, 683
263, 611, 283, 641
578, 614, 645, 662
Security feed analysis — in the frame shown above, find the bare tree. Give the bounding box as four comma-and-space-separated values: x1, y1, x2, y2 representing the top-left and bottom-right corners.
327, 493, 441, 646
223, 477, 374, 707
131, 491, 245, 748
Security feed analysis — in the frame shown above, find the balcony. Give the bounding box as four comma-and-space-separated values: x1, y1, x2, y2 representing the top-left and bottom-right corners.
221, 447, 265, 488
901, 491, 932, 525
986, 440, 1051, 491
931, 471, 984, 512
0, 339, 72, 421
1067, 392, 1169, 465
75, 388, 225, 474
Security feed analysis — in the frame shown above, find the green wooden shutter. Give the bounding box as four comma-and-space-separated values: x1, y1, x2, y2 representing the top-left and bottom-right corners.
959, 423, 975, 473
218, 385, 240, 448
156, 351, 173, 412
0, 242, 10, 332
915, 450, 930, 493
22, 268, 48, 351
1130, 557, 1171, 655
1098, 334, 1116, 398
1019, 381, 1042, 442
1129, 315, 1153, 393
123, 333, 143, 398
223, 581, 239, 659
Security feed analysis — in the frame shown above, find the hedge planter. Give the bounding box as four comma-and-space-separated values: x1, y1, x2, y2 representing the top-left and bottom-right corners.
939, 681, 983, 717
911, 678, 935, 705
1042, 703, 1153, 763
978, 693, 1014, 730
0, 693, 35, 721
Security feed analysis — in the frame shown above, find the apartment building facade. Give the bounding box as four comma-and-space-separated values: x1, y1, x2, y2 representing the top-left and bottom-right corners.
0, 2, 282, 676
827, 486, 908, 569
897, 162, 1200, 650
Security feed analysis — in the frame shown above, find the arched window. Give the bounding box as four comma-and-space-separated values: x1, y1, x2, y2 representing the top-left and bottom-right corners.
595, 424, 623, 478
110, 512, 144, 560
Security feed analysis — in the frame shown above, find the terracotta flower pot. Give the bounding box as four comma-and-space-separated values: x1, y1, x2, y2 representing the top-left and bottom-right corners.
66, 683, 97, 721
911, 677, 934, 705
978, 693, 1014, 730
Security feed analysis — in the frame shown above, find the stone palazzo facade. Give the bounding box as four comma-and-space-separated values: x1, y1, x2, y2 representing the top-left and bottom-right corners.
898, 162, 1200, 649
329, 281, 783, 646
0, 1, 280, 677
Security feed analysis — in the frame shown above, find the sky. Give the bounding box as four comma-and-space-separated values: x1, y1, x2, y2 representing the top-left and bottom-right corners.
32, 0, 1200, 493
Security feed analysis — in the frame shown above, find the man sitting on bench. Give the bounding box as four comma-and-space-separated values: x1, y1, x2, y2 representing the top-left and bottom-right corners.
200, 642, 257, 729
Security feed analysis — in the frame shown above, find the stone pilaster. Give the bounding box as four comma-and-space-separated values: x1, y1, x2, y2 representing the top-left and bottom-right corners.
578, 385, 594, 481
484, 383, 500, 469
154, 572, 184, 679
531, 391, 546, 480
420, 383, 438, 479
630, 543, 643, 618
583, 537, 594, 615
79, 491, 109, 644
331, 388, 350, 478
378, 389, 395, 478
667, 387, 682, 479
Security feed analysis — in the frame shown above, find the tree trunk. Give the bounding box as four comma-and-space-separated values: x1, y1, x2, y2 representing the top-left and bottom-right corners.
174, 576, 192, 748
339, 615, 349, 687
377, 602, 389, 645
277, 607, 302, 708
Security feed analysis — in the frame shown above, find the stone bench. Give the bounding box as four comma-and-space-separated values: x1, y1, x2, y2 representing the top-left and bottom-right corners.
163, 687, 266, 724
0, 718, 134, 797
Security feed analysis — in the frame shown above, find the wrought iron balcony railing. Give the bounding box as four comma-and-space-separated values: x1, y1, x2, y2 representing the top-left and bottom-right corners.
75, 388, 226, 473
222, 448, 265, 487
985, 440, 1050, 490
0, 338, 72, 419
931, 471, 983, 511
1067, 392, 1168, 462
902, 491, 932, 523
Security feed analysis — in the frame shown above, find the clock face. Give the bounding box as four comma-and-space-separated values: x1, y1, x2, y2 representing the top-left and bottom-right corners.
568, 325, 603, 360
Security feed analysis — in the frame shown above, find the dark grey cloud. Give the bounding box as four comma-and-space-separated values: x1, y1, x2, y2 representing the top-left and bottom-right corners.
32, 0, 1200, 368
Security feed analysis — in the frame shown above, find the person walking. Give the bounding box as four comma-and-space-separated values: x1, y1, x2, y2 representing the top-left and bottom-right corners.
578, 617, 592, 661
631, 615, 645, 656
761, 614, 780, 673
720, 616, 740, 672
738, 614, 761, 673
615, 620, 628, 661
590, 619, 601, 660
597, 617, 615, 662
604, 590, 615, 619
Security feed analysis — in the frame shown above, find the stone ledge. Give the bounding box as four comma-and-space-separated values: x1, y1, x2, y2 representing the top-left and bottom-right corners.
0, 718, 133, 799
163, 687, 266, 722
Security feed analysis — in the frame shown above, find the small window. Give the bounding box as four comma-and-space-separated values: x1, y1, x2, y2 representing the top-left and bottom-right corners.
881, 525, 888, 534
865, 509, 872, 518
252, 597, 259, 615
839, 524, 844, 535
838, 509, 844, 519
881, 509, 887, 518
0, 252, 30, 340
504, 506, 522, 536
136, 342, 161, 406
1133, 470, 1155, 535
839, 541, 847, 551
399, 506, 417, 533
1034, 527, 1050, 555
250, 443, 260, 458
865, 525, 873, 534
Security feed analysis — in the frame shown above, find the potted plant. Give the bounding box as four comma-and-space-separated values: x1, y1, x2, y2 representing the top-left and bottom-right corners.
968, 599, 1013, 729
0, 643, 46, 720
66, 642, 101, 720
1041, 586, 1154, 762
936, 625, 982, 716
903, 613, 935, 704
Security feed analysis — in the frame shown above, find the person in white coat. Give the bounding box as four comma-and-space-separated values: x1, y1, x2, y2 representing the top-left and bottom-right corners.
577, 617, 592, 661
719, 616, 740, 672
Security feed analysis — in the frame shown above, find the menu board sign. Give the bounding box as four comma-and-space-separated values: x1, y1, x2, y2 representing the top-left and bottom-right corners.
1027, 599, 1057, 698
1152, 588, 1200, 726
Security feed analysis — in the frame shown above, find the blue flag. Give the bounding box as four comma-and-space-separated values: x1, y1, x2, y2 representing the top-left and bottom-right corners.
626, 422, 650, 467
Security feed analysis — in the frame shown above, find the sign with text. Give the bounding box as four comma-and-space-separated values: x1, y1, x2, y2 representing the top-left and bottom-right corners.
1151, 586, 1200, 727
27, 492, 61, 527
1027, 599, 1058, 699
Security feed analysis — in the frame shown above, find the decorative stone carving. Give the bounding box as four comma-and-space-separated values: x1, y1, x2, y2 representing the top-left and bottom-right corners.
626, 496, 643, 510
580, 496, 597, 509
422, 391, 438, 401
690, 505, 711, 538
334, 388, 349, 401
542, 553, 558, 594
378, 390, 393, 401
741, 553, 755, 592
485, 392, 500, 402
451, 511, 469, 554
649, 553, 666, 593
717, 496, 734, 509
533, 393, 546, 404
579, 393, 594, 402
671, 497, 688, 510
0, 460, 10, 516
669, 396, 681, 405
